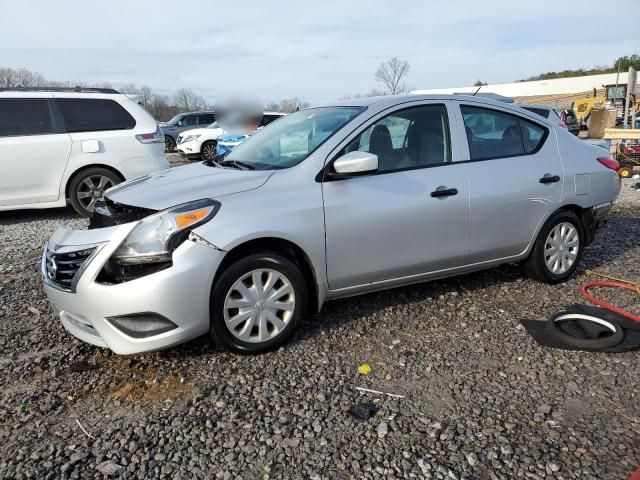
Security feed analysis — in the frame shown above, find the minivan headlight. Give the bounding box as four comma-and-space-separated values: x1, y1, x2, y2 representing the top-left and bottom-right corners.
111, 199, 220, 264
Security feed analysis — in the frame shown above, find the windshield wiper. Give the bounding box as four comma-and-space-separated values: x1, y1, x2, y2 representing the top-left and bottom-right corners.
219, 159, 255, 170
202, 152, 229, 168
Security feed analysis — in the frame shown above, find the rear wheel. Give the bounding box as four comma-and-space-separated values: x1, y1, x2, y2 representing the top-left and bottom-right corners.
165, 135, 176, 152
68, 167, 122, 217
523, 211, 584, 283
210, 252, 307, 353
201, 141, 218, 161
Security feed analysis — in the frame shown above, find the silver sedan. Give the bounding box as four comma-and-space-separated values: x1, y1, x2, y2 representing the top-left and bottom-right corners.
42, 94, 622, 354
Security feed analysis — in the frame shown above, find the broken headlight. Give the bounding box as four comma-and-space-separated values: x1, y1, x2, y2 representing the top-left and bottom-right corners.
111, 199, 220, 265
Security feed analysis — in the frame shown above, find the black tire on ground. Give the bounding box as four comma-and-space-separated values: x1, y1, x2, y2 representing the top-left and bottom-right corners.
209, 252, 308, 354
523, 210, 585, 283
201, 140, 218, 161
68, 167, 123, 217
165, 135, 176, 152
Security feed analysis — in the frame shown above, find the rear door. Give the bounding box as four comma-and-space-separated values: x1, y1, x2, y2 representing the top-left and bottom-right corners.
323, 101, 470, 290
457, 103, 563, 262
0, 97, 72, 206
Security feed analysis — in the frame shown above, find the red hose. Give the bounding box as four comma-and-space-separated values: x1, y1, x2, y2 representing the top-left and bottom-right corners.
580, 280, 640, 323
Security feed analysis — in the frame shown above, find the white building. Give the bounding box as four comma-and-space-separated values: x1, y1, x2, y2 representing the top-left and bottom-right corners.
412, 72, 632, 99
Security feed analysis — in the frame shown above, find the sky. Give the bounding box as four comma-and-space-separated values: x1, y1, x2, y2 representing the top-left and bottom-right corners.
0, 0, 637, 104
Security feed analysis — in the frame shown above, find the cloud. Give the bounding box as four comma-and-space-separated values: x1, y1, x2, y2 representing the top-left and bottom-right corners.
0, 0, 636, 103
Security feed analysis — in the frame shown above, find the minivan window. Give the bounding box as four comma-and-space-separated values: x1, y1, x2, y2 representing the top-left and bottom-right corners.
200, 113, 215, 125
182, 114, 198, 127
223, 107, 363, 170
0, 98, 53, 137
56, 99, 136, 133
166, 114, 183, 126
342, 104, 451, 172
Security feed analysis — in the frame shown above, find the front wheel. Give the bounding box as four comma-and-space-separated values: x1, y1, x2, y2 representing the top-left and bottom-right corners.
523, 211, 584, 283
210, 253, 308, 353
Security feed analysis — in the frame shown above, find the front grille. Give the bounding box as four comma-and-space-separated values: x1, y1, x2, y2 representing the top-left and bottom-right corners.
44, 247, 96, 291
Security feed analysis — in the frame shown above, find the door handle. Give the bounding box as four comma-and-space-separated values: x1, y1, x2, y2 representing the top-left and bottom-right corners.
430, 187, 458, 198
539, 174, 561, 184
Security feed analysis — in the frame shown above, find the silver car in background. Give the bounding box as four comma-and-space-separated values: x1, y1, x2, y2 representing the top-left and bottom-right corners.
42, 94, 622, 354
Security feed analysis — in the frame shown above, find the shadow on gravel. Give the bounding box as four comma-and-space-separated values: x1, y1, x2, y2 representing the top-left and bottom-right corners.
0, 207, 79, 225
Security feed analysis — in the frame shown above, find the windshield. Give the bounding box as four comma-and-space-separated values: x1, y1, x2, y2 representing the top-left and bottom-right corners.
223, 106, 364, 170
166, 114, 183, 126
207, 121, 220, 128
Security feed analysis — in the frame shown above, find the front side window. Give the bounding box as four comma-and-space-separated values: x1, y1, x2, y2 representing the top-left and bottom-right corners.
341, 104, 451, 172
0, 98, 53, 137
223, 107, 363, 170
56, 99, 136, 133
462, 105, 547, 160
182, 114, 198, 127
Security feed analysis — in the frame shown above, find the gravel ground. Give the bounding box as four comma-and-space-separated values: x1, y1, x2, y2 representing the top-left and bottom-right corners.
0, 164, 639, 479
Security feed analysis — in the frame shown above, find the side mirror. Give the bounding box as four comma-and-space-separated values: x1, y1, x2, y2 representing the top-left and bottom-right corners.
177, 120, 184, 126
331, 151, 378, 178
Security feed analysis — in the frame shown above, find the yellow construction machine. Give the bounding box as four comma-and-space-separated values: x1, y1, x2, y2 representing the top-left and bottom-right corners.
573, 84, 639, 128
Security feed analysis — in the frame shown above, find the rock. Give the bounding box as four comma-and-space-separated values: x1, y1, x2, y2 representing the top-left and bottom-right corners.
377, 422, 388, 439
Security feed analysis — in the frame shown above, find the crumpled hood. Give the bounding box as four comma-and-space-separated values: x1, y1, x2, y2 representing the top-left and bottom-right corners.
105, 163, 274, 211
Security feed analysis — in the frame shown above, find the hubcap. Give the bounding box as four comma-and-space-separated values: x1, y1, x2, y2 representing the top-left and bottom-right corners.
76, 175, 114, 212
544, 222, 579, 275
223, 269, 296, 343
203, 143, 216, 160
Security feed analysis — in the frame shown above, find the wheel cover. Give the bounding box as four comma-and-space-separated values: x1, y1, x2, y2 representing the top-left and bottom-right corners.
76, 175, 114, 212
202, 143, 216, 160
223, 268, 296, 343
544, 221, 579, 275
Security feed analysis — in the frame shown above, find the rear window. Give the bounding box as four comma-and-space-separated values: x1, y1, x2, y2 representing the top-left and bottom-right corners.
56, 98, 136, 133
0, 98, 53, 137
522, 106, 550, 119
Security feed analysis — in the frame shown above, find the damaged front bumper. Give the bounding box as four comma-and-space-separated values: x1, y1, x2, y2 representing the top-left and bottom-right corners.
41, 219, 224, 354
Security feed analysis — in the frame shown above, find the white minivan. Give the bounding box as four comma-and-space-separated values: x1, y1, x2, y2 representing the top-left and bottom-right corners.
0, 88, 169, 216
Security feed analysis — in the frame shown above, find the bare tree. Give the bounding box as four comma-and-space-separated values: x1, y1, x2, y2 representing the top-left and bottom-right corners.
374, 57, 410, 95
265, 97, 310, 113
174, 88, 209, 111
473, 80, 488, 86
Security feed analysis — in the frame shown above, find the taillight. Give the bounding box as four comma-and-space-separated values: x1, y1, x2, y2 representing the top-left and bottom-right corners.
597, 156, 621, 174
136, 125, 163, 144
559, 111, 568, 129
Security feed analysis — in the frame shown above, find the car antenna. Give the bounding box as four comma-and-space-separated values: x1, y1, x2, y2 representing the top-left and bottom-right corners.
472, 86, 482, 96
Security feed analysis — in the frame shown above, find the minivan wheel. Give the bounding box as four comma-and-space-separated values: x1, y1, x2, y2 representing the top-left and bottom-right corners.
201, 141, 217, 161
210, 253, 307, 353
523, 211, 584, 283
68, 168, 122, 217
165, 135, 176, 152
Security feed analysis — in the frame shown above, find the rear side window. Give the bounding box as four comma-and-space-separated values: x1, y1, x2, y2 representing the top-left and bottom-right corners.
520, 119, 546, 153
56, 99, 136, 133
0, 98, 53, 137
260, 115, 281, 127
461, 106, 547, 160
200, 113, 215, 124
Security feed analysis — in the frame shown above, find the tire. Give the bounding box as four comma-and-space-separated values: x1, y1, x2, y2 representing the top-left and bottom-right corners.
165, 135, 176, 152
523, 210, 584, 283
210, 252, 307, 354
201, 141, 218, 161
68, 167, 122, 217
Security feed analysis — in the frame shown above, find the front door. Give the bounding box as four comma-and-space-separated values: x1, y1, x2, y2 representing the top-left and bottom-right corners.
323, 102, 470, 290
